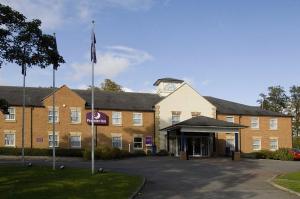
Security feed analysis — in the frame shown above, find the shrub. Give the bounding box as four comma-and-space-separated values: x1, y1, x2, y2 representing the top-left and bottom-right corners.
157, 150, 169, 156
293, 137, 300, 149
272, 148, 294, 161
82, 149, 91, 160
132, 150, 146, 157
255, 150, 274, 159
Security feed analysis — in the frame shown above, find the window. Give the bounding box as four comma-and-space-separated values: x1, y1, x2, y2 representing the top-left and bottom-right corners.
252, 138, 261, 151
70, 107, 81, 124
48, 132, 59, 147
112, 135, 122, 149
164, 83, 176, 92
133, 113, 143, 126
171, 111, 181, 125
5, 107, 15, 121
226, 137, 235, 151
48, 107, 59, 123
269, 138, 278, 151
270, 118, 278, 130
70, 133, 81, 148
191, 112, 201, 117
226, 116, 235, 123
133, 135, 143, 150
112, 112, 122, 125
251, 117, 259, 129
4, 132, 15, 147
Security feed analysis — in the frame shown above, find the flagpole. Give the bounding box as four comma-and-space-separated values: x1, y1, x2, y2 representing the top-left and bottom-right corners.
52, 33, 57, 170
91, 20, 95, 175
21, 63, 26, 165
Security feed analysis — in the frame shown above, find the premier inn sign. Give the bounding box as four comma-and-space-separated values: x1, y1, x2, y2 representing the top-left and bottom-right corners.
86, 111, 109, 126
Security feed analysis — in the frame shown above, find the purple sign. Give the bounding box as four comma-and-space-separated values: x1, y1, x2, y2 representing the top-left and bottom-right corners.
145, 136, 153, 146
86, 112, 109, 126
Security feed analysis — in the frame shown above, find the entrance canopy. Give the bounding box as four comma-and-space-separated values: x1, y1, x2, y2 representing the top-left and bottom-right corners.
161, 116, 246, 133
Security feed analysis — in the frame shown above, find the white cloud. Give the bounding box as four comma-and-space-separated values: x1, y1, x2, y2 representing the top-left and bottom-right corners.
101, 0, 155, 11
201, 80, 211, 86
0, 0, 65, 30
122, 87, 134, 92
70, 45, 153, 79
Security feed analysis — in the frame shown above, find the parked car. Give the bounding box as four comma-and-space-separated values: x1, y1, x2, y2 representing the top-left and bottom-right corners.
289, 149, 300, 160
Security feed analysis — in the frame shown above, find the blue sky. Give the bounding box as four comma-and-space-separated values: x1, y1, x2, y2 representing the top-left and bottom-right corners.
1, 0, 300, 105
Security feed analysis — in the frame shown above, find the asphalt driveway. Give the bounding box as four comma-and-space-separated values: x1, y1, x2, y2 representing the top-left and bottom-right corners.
1, 156, 299, 199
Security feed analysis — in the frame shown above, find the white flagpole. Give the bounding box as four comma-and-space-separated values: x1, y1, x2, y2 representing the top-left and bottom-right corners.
52, 55, 56, 170
91, 21, 95, 175
21, 63, 26, 166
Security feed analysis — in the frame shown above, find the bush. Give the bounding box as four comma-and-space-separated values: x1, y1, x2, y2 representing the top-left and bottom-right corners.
157, 150, 169, 156
272, 148, 294, 161
82, 149, 91, 160
293, 137, 300, 149
131, 150, 146, 157
254, 150, 274, 159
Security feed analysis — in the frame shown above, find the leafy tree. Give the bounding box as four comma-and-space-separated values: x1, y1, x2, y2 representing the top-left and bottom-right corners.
289, 86, 300, 136
0, 3, 64, 69
257, 86, 288, 113
0, 98, 9, 114
89, 79, 124, 92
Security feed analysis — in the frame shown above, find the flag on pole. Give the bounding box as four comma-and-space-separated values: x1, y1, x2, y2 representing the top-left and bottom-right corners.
21, 64, 26, 76
91, 27, 97, 64
53, 33, 59, 70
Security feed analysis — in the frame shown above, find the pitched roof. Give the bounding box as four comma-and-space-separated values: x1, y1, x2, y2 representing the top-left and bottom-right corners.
153, 78, 184, 86
0, 86, 162, 111
161, 116, 246, 131
204, 96, 290, 117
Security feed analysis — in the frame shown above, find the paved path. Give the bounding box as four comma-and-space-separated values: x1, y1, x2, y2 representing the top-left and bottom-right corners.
1, 156, 299, 199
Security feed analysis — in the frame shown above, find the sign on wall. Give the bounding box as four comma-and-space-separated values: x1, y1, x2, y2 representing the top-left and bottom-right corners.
86, 111, 109, 126
145, 136, 153, 146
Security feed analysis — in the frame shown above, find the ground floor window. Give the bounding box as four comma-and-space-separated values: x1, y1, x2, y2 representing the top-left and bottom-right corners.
70, 134, 81, 148
269, 138, 278, 151
252, 138, 261, 151
226, 136, 235, 151
48, 132, 59, 148
133, 135, 143, 150
4, 132, 15, 147
112, 134, 122, 149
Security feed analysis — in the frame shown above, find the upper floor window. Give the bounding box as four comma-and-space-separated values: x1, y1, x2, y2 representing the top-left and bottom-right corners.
251, 117, 259, 129
133, 113, 143, 126
48, 107, 59, 123
70, 107, 81, 124
5, 107, 16, 121
191, 112, 201, 117
112, 112, 122, 125
226, 116, 235, 123
171, 111, 181, 125
269, 118, 278, 130
4, 131, 15, 147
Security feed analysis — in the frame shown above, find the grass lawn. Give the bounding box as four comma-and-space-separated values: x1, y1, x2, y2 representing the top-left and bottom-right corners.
0, 165, 143, 199
274, 171, 300, 193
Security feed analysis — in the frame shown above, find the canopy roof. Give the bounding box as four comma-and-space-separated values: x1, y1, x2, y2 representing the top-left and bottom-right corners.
161, 116, 246, 132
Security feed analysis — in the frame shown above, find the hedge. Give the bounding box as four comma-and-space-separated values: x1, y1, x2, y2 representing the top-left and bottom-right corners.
252, 148, 294, 161
293, 137, 300, 149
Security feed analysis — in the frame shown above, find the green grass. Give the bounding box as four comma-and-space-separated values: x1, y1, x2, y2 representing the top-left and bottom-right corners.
0, 165, 142, 199
274, 171, 300, 193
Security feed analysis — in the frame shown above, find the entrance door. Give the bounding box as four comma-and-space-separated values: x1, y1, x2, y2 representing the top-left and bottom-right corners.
187, 136, 210, 157
200, 136, 209, 157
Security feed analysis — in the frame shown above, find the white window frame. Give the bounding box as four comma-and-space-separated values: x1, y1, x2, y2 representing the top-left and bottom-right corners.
48, 106, 59, 123
111, 133, 122, 149
226, 116, 235, 123
112, 112, 122, 126
251, 117, 259, 129
70, 107, 81, 124
133, 112, 143, 126
269, 138, 279, 151
4, 107, 16, 121
269, 118, 278, 130
48, 132, 59, 148
4, 131, 16, 147
252, 138, 261, 151
133, 134, 143, 150
171, 114, 180, 125
70, 132, 81, 148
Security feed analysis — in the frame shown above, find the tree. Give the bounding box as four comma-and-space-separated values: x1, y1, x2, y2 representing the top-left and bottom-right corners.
0, 98, 9, 114
94, 79, 124, 92
289, 86, 300, 136
257, 86, 288, 113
